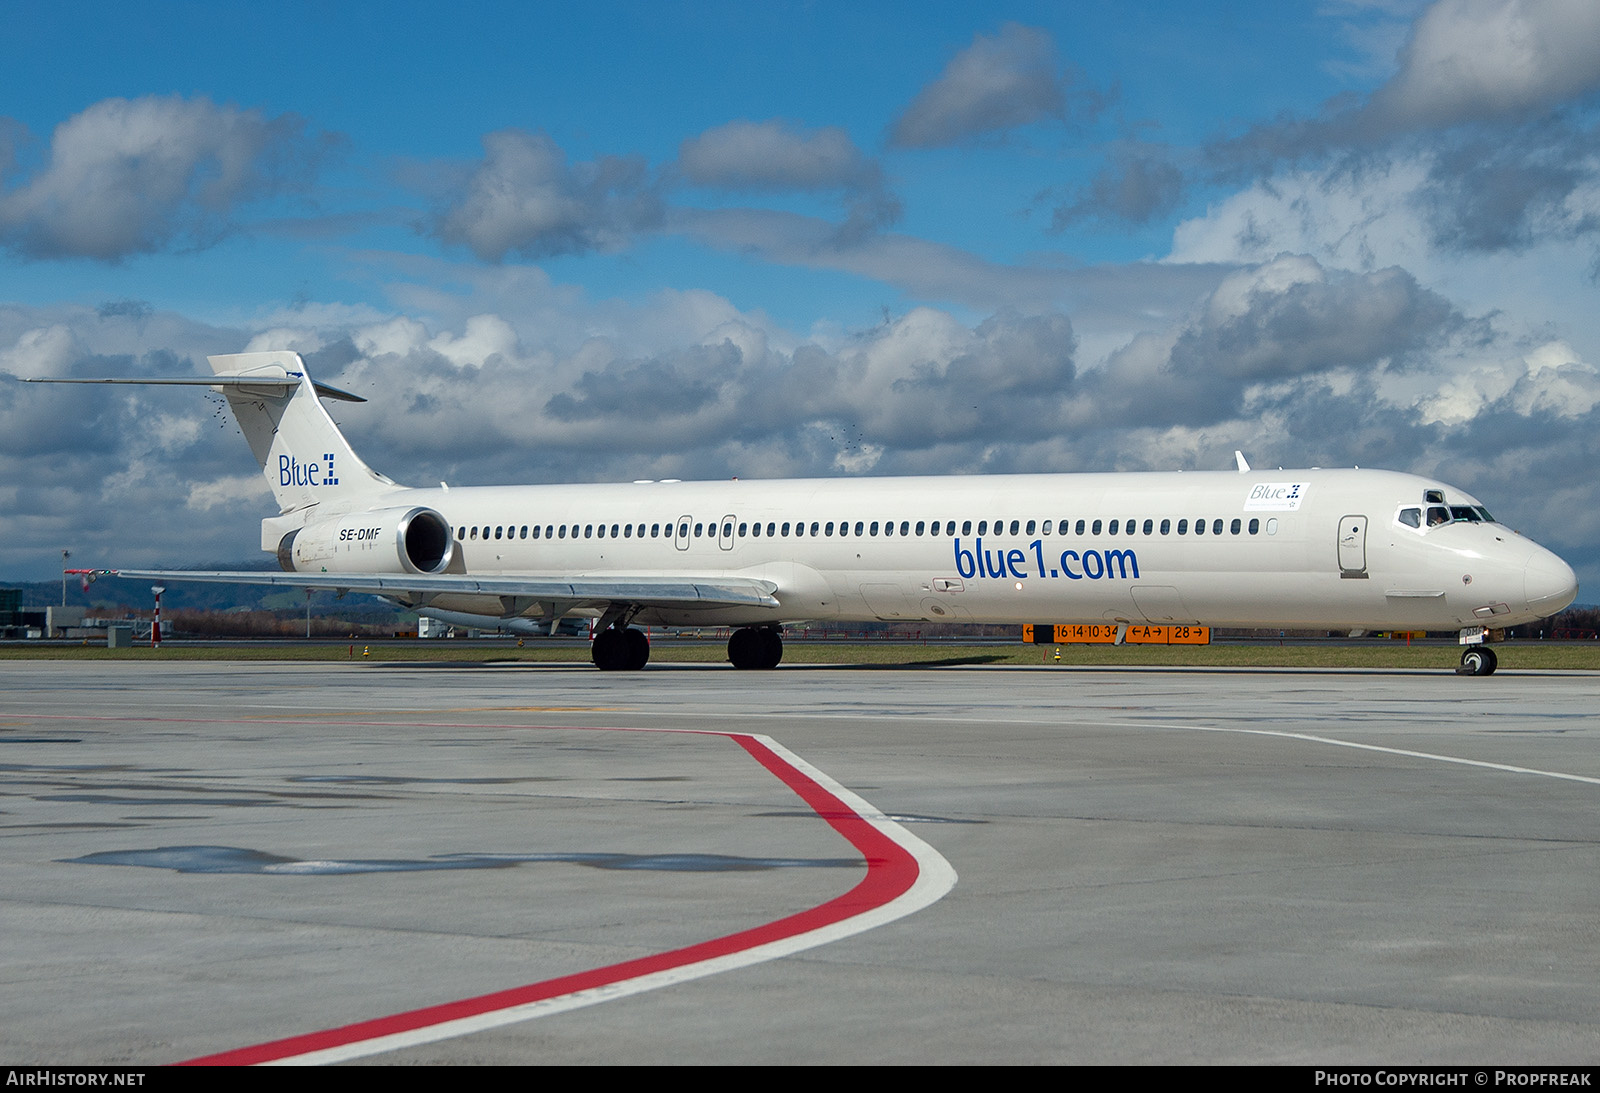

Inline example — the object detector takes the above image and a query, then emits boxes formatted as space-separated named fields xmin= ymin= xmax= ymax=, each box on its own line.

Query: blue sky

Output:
xmin=2 ymin=0 xmax=1598 ymax=597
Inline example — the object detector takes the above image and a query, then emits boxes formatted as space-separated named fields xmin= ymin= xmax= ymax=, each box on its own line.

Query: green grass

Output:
xmin=2 ymin=640 xmax=1596 ymax=670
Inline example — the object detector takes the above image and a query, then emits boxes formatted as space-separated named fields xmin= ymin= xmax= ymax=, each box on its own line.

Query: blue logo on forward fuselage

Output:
xmin=954 ymin=537 xmax=1139 ymax=581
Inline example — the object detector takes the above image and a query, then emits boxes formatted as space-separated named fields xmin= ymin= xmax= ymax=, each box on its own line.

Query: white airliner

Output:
xmin=34 ymin=350 xmax=1578 ymax=675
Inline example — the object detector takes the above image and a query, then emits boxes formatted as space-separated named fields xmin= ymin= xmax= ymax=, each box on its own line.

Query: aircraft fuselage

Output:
xmin=292 ymin=467 xmax=1575 ymax=632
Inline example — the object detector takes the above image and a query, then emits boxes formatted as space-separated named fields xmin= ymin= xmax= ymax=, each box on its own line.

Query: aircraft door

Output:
xmin=1338 ymin=515 xmax=1368 ymax=577
xmin=718 ymin=514 xmax=736 ymax=551
xmin=674 ymin=515 xmax=691 ymax=551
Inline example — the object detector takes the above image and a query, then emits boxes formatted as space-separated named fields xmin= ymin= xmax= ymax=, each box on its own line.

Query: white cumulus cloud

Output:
xmin=0 ymin=95 xmax=331 ymax=261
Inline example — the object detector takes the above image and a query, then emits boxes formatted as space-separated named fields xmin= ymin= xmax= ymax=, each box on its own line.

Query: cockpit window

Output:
xmin=1412 ymin=503 xmax=1497 ymax=530
xmin=1424 ymin=489 xmax=1445 ymax=504
xmin=1398 ymin=507 xmax=1421 ymax=528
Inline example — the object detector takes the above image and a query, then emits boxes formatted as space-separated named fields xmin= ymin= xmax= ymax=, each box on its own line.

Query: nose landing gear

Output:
xmin=1457 ymin=646 xmax=1498 ymax=676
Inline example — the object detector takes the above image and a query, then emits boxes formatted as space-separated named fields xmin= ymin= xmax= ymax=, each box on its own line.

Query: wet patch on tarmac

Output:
xmin=36 ymin=794 xmax=359 ymax=808
xmin=288 ymin=774 xmax=549 ymax=786
xmin=66 ymin=845 xmax=864 ymax=875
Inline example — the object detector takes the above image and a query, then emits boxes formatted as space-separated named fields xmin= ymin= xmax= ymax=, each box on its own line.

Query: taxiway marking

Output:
xmin=175 ymin=728 xmax=956 ymax=1066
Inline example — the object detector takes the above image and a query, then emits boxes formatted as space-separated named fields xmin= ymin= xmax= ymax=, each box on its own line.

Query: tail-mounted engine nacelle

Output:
xmin=277 ymin=507 xmax=454 ymax=575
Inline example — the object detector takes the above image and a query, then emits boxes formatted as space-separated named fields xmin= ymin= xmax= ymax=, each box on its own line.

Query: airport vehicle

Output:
xmin=35 ymin=351 xmax=1578 ymax=673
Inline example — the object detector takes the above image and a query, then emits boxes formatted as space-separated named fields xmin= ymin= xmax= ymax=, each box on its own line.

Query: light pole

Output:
xmin=61 ymin=549 xmax=70 ymax=606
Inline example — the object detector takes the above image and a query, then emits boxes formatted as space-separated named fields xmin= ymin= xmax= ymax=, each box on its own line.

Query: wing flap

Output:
xmin=111 ymin=569 xmax=780 ymax=610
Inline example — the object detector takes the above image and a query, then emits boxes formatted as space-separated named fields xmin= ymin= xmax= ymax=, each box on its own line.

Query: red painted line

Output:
xmin=177 ymin=731 xmax=920 ymax=1065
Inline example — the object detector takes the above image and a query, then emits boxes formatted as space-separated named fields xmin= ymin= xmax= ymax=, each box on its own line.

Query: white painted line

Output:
xmin=181 ymin=729 xmax=956 ymax=1066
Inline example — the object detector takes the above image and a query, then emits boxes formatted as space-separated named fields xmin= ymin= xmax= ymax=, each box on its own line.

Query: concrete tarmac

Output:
xmin=2 ymin=659 xmax=1599 ymax=1064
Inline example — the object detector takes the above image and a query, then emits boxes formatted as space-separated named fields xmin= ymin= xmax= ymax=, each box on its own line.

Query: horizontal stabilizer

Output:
xmin=25 ymin=373 xmax=365 ymax=402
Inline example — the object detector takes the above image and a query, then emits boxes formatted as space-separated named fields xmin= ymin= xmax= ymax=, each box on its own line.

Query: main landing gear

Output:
xmin=727 ymin=626 xmax=783 ymax=670
xmin=592 ymin=625 xmax=650 ymax=671
xmin=1457 ymin=646 xmax=1498 ymax=676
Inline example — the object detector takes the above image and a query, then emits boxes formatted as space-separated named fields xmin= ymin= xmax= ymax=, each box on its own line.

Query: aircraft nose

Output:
xmin=1525 ymin=550 xmax=1579 ymax=616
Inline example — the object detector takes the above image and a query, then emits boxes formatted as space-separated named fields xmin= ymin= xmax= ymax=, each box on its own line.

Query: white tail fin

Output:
xmin=206 ymin=351 xmax=401 ymax=515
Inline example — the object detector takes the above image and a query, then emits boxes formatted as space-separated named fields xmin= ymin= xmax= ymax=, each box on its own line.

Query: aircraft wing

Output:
xmin=111 ymin=569 xmax=781 ymax=611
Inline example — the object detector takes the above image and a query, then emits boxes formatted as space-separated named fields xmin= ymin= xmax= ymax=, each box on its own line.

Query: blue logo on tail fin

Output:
xmin=278 ymin=453 xmax=340 ymax=487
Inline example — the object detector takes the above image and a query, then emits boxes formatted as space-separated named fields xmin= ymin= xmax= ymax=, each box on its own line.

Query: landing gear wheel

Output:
xmin=593 ymin=626 xmax=649 ymax=671
xmin=622 ymin=626 xmax=650 ymax=670
xmin=728 ymin=626 xmax=783 ymax=669
xmin=1458 ymin=646 xmax=1498 ymax=676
